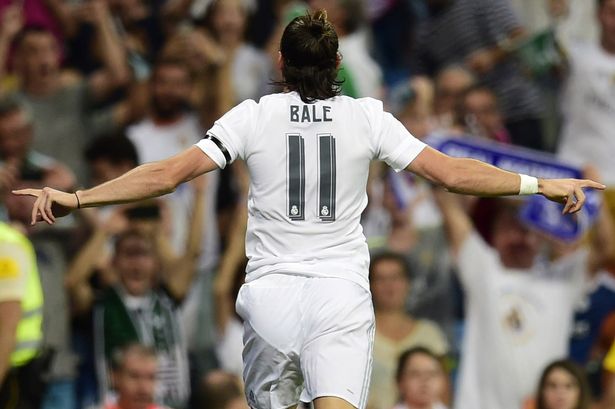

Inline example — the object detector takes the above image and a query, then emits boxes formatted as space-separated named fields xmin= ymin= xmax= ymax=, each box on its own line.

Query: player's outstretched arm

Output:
xmin=407 ymin=146 xmax=605 ymax=214
xmin=13 ymin=147 xmax=219 ymax=225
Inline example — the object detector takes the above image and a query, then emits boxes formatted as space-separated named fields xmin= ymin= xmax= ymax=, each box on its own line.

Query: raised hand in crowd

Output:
xmin=0 ymin=3 xmax=24 ymax=93
xmin=64 ymin=206 xmax=129 ymax=316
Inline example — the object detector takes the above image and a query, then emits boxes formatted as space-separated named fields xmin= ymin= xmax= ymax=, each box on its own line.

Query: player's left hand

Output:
xmin=11 ymin=187 xmax=78 ymax=225
xmin=539 ymin=178 xmax=605 ymax=214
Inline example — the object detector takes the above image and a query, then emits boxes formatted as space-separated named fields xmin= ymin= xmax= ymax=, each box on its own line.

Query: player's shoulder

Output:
xmin=255 ymin=92 xmax=311 ymax=109
xmin=224 ymin=98 xmax=259 ymax=119
xmin=346 ymin=96 xmax=386 ymax=128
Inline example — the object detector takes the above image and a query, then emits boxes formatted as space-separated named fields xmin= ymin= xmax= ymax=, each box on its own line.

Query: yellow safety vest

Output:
xmin=0 ymin=223 xmax=44 ymax=367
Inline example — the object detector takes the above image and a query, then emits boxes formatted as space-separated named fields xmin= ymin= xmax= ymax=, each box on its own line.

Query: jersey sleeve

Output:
xmin=361 ymin=98 xmax=427 ymax=172
xmin=195 ymin=99 xmax=257 ymax=168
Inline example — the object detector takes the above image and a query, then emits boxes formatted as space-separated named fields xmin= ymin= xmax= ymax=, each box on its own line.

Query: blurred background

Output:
xmin=0 ymin=1 xmax=615 ymax=409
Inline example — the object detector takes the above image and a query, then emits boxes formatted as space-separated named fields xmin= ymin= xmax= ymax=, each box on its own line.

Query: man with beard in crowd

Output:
xmin=126 ymin=58 xmax=223 ymax=381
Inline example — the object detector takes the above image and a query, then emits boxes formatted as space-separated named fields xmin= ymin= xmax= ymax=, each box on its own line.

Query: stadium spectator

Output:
xmin=368 ymin=252 xmax=448 ymax=409
xmin=68 ymin=135 xmax=206 ymax=408
xmin=364 ymin=168 xmax=455 ymax=337
xmin=94 ymin=230 xmax=192 ymax=409
xmin=0 ymin=221 xmax=46 ymax=409
xmin=558 ymin=0 xmax=615 ymax=189
xmin=458 ymin=85 xmax=512 ymax=143
xmin=0 ymin=96 xmax=75 ymax=193
xmin=125 ymin=58 xmax=219 ymax=270
xmin=0 ymin=99 xmax=77 ymax=409
xmin=0 ymin=1 xmax=131 ymax=182
xmin=524 ymin=360 xmax=592 ymax=409
xmin=432 ymin=178 xmax=615 ymax=409
xmin=393 ymin=347 xmax=449 ymax=409
xmin=413 ymin=0 xmax=545 ymax=150
xmin=103 ymin=343 xmax=170 ymax=409
xmin=432 ymin=65 xmax=475 ymax=135
xmin=125 ymin=57 xmax=224 ymax=380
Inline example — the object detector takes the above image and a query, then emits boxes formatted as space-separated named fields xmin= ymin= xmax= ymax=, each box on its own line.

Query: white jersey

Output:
xmin=196 ymin=92 xmax=426 ymax=289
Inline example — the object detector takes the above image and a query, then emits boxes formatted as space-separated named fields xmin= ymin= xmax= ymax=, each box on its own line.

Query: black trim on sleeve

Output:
xmin=204 ymin=133 xmax=231 ymax=165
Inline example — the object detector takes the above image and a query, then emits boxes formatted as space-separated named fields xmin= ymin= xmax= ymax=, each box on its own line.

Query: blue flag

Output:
xmin=427 ymin=136 xmax=600 ymax=242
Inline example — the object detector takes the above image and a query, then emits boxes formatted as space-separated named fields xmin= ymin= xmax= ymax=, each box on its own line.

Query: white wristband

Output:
xmin=518 ymin=174 xmax=539 ymax=195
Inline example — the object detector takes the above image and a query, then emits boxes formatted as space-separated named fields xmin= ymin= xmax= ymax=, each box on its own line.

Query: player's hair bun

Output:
xmin=307 ymin=9 xmax=328 ymax=38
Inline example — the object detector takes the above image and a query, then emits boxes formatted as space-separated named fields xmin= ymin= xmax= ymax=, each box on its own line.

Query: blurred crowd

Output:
xmin=0 ymin=0 xmax=615 ymax=409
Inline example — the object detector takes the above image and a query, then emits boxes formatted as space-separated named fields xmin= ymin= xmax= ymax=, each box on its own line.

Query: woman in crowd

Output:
xmin=526 ymin=360 xmax=592 ymax=409
xmin=368 ymin=252 xmax=448 ymax=409
xmin=392 ymin=347 xmax=449 ymax=409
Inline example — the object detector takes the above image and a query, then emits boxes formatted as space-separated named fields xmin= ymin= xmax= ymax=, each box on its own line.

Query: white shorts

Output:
xmin=235 ymin=273 xmax=375 ymax=409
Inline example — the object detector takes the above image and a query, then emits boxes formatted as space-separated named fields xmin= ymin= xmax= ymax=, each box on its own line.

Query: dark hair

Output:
xmin=369 ymin=251 xmax=410 ymax=281
xmin=278 ymin=10 xmax=342 ymax=103
xmin=536 ymin=360 xmax=591 ymax=409
xmin=110 ymin=343 xmax=157 ymax=372
xmin=84 ymin=134 xmax=139 ymax=167
xmin=395 ymin=346 xmax=446 ymax=382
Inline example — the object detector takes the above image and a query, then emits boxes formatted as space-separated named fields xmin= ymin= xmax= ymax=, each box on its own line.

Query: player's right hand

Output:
xmin=11 ymin=187 xmax=78 ymax=225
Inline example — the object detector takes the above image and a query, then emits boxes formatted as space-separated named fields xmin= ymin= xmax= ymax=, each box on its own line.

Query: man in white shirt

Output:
xmin=126 ymin=58 xmax=222 ymax=372
xmin=433 ymin=189 xmax=614 ymax=409
xmin=558 ymin=0 xmax=615 ymax=187
xmin=15 ymin=10 xmax=604 ymax=409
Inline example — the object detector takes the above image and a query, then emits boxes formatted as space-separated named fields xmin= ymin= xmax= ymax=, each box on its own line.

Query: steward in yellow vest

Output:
xmin=0 ymin=222 xmax=46 ymax=409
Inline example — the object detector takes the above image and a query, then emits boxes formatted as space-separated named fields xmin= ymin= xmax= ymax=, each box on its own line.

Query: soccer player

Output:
xmin=13 ymin=10 xmax=604 ymax=409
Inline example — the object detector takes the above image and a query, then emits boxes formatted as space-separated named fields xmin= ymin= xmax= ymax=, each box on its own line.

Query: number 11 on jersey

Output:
xmin=287 ymin=133 xmax=337 ymax=222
